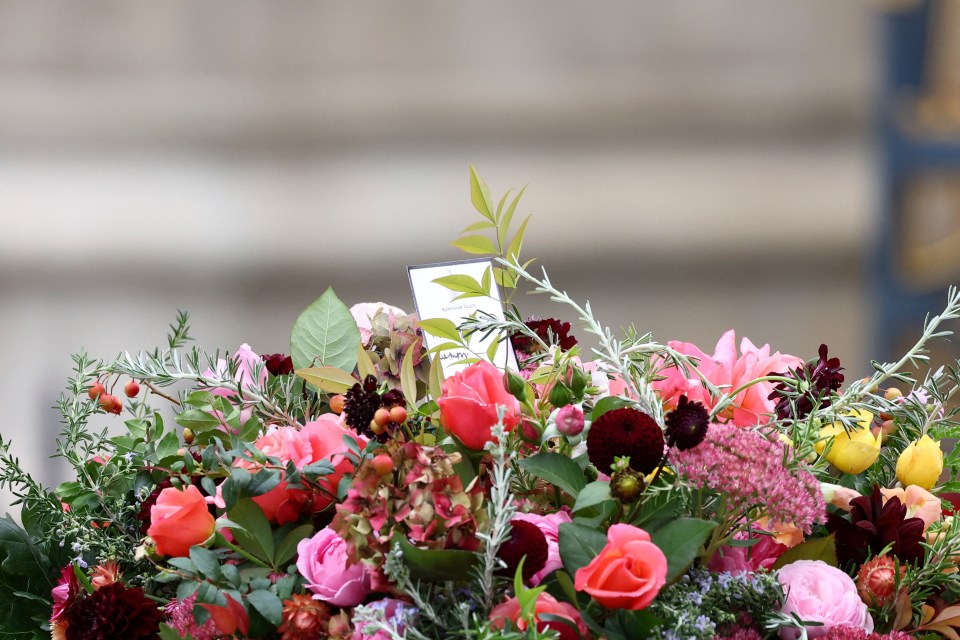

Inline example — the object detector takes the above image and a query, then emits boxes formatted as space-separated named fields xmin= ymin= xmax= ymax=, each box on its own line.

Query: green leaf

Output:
xmin=771 ymin=534 xmax=837 ymax=570
xmin=469 ymin=165 xmax=494 ymax=222
xmin=156 ymin=430 xmax=180 ymax=460
xmin=558 ymin=522 xmax=607 ymax=576
xmin=591 ymin=396 xmax=634 ymax=421
xmin=189 ymin=547 xmax=221 ymax=581
xmin=451 ymin=235 xmax=498 ymax=256
xmin=498 ymin=185 xmax=527 ymax=248
xmin=290 ymin=287 xmax=360 ymax=372
xmin=159 ymin=624 xmax=186 ymax=640
xmin=274 ymin=524 xmax=314 ymax=566
xmin=247 ymin=589 xmax=283 ymax=626
xmin=431 ymin=274 xmax=487 ymax=296
xmin=506 ymin=213 xmax=532 ymax=261
xmin=175 ymin=409 xmax=223 ymax=432
xmin=461 ymin=220 xmax=495 ymax=233
xmin=519 ymin=452 xmax=587 ymax=498
xmin=295 ymin=366 xmax=357 ymax=394
xmin=418 ymin=318 xmax=463 ymax=343
xmin=357 ymin=343 xmax=377 ymax=381
xmin=573 ymin=481 xmax=612 ymax=513
xmin=226 ymin=499 xmax=275 ymax=565
xmin=400 ymin=346 xmax=418 ymax=406
xmin=649 ymin=517 xmax=716 ymax=583
xmin=393 ymin=533 xmax=479 ymax=582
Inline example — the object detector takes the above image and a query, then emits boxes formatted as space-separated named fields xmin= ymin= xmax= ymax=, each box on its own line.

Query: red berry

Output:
xmin=389 ymin=406 xmax=407 ymax=425
xmin=110 ymin=396 xmax=123 ymax=414
xmin=99 ymin=394 xmax=122 ymax=414
xmin=374 ymin=407 xmax=392 ymax=428
xmin=370 ymin=453 xmax=394 ymax=476
xmin=88 ymin=382 xmax=105 ymax=400
xmin=124 ymin=380 xmax=140 ymax=398
xmin=369 ymin=419 xmax=386 ymax=436
xmin=329 ymin=394 xmax=346 ymax=414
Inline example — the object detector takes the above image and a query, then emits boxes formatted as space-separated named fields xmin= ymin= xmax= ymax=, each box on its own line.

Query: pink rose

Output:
xmin=148 ymin=485 xmax=216 ymax=558
xmin=351 ymin=302 xmax=407 ymax=345
xmin=512 ymin=510 xmax=572 ymax=585
xmin=297 ymin=527 xmax=371 ymax=607
xmin=490 ymin=592 xmax=588 ymax=640
xmin=777 ymin=560 xmax=873 ymax=639
xmin=438 ymin=361 xmax=520 ymax=450
xmin=574 ymin=524 xmax=667 ymax=610
xmin=652 ymin=330 xmax=801 ymax=427
xmin=248 ymin=414 xmax=366 ymax=524
xmin=709 ymin=533 xmax=787 ymax=573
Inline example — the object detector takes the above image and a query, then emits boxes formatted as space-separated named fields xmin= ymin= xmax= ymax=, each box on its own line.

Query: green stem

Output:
xmin=220 ymin=537 xmax=272 ymax=570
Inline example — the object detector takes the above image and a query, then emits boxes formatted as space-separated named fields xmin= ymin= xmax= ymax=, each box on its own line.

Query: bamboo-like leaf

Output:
xmin=506 ymin=214 xmax=532 ymax=261
xmin=481 ymin=266 xmax=491 ymax=294
xmin=498 ymin=185 xmax=526 ymax=248
xmin=431 ymin=274 xmax=486 ymax=295
xmin=461 ymin=220 xmax=495 ymax=233
xmin=469 ymin=165 xmax=494 ymax=222
xmin=418 ymin=318 xmax=463 ymax=343
xmin=295 ymin=367 xmax=357 ymax=394
xmin=428 ymin=357 xmax=443 ymax=406
xmin=401 ymin=346 xmax=418 ymax=405
xmin=357 ymin=343 xmax=376 ymax=380
xmin=451 ymin=235 xmax=497 ymax=256
xmin=923 ymin=605 xmax=960 ymax=639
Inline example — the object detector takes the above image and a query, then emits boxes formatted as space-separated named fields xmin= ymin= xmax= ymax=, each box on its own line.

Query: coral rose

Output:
xmin=296 ymin=527 xmax=371 ymax=607
xmin=148 ymin=485 xmax=215 ymax=558
xmin=777 ymin=560 xmax=873 ymax=639
xmin=489 ymin=592 xmax=588 ymax=640
xmin=250 ymin=414 xmax=366 ymax=524
xmin=438 ymin=361 xmax=520 ymax=450
xmin=573 ymin=523 xmax=667 ymax=610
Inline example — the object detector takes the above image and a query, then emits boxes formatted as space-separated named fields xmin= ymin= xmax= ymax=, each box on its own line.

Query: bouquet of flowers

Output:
xmin=4 ymin=168 xmax=960 ymax=640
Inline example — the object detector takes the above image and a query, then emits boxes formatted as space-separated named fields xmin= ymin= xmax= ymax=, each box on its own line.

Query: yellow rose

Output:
xmin=816 ymin=410 xmax=881 ymax=474
xmin=896 ymin=434 xmax=943 ymax=490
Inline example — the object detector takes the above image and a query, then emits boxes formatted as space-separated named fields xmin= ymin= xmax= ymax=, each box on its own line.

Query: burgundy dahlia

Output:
xmin=826 ymin=486 xmax=925 ymax=568
xmin=66 ymin=583 xmax=164 ymax=640
xmin=586 ymin=407 xmax=664 ymax=475
xmin=769 ymin=343 xmax=844 ymax=420
xmin=498 ymin=519 xmax=549 ymax=584
xmin=664 ymin=395 xmax=710 ymax=451
xmin=343 ymin=375 xmax=381 ymax=434
xmin=262 ymin=353 xmax=294 ymax=376
xmin=512 ymin=317 xmax=578 ymax=354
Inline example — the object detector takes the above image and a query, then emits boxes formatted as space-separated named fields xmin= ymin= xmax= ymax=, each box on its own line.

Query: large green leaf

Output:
xmin=771 ymin=534 xmax=837 ymax=570
xmin=519 ymin=452 xmax=587 ymax=498
xmin=290 ymin=287 xmax=360 ymax=372
xmin=393 ymin=533 xmax=479 ymax=582
xmin=225 ymin=499 xmax=275 ymax=566
xmin=649 ymin=517 xmax=715 ymax=583
xmin=0 ymin=516 xmax=51 ymax=581
xmin=558 ymin=522 xmax=607 ymax=576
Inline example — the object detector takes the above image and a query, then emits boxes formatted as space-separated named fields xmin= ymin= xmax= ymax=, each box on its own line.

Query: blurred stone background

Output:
xmin=0 ymin=1 xmax=877 ymax=513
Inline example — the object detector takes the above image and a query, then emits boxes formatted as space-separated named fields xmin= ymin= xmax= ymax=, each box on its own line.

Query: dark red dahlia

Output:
xmin=664 ymin=395 xmax=710 ymax=451
xmin=769 ymin=344 xmax=844 ymax=420
xmin=587 ymin=407 xmax=664 ymax=475
xmin=497 ymin=520 xmax=548 ymax=584
xmin=826 ymin=486 xmax=925 ymax=568
xmin=343 ymin=375 xmax=381 ymax=434
xmin=65 ymin=583 xmax=164 ymax=640
xmin=262 ymin=353 xmax=294 ymax=376
xmin=512 ymin=317 xmax=578 ymax=355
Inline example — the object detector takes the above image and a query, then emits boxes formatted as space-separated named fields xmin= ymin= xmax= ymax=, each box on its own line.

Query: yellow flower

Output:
xmin=896 ymin=434 xmax=943 ymax=490
xmin=816 ymin=410 xmax=881 ymax=474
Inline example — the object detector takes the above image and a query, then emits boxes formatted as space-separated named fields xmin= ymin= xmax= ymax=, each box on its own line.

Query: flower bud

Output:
xmin=896 ymin=434 xmax=943 ymax=490
xmin=569 ymin=365 xmax=588 ymax=397
xmin=816 ymin=410 xmax=881 ymax=474
xmin=609 ymin=469 xmax=645 ymax=503
xmin=556 ymin=404 xmax=585 ymax=437
xmin=503 ymin=370 xmax=530 ymax=403
xmin=548 ymin=381 xmax=573 ymax=408
xmin=856 ymin=555 xmax=903 ymax=607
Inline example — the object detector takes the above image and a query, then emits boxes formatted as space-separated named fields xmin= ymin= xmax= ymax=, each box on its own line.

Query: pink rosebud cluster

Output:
xmin=671 ymin=422 xmax=825 ymax=533
xmin=331 ymin=440 xmax=486 ymax=590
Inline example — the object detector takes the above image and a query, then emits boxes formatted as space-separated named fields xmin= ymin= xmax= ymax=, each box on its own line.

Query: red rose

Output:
xmin=574 ymin=524 xmax=667 ymax=610
xmin=147 ymin=485 xmax=215 ymax=558
xmin=438 ymin=361 xmax=520 ymax=450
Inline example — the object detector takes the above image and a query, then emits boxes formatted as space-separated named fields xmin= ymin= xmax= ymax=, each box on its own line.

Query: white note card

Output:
xmin=407 ymin=259 xmax=519 ymax=378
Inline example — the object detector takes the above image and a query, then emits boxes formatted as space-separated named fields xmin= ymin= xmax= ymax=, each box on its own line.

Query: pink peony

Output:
xmin=351 ymin=302 xmax=407 ymax=345
xmin=247 ymin=413 xmax=366 ymax=524
xmin=512 ymin=510 xmax=572 ymax=585
xmin=297 ymin=527 xmax=371 ymax=607
xmin=652 ymin=330 xmax=801 ymax=427
xmin=777 ymin=560 xmax=873 ymax=639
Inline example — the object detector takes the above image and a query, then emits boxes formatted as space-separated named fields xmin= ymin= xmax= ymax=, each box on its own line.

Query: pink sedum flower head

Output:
xmin=653 ymin=330 xmax=801 ymax=427
xmin=297 ymin=527 xmax=372 ymax=607
xmin=777 ymin=560 xmax=873 ymax=639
